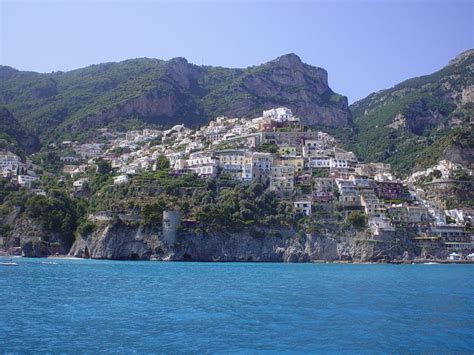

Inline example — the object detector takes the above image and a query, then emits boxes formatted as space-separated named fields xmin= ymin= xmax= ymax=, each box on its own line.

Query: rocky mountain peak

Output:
xmin=0 ymin=66 xmax=20 ymax=80
xmin=168 ymin=57 xmax=189 ymax=65
xmin=270 ymin=53 xmax=303 ymax=67
xmin=447 ymin=48 xmax=473 ymax=67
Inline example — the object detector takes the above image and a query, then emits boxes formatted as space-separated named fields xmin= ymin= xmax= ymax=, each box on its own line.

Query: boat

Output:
xmin=0 ymin=260 xmax=19 ymax=266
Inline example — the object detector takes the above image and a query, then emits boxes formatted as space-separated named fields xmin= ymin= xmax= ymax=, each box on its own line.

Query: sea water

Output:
xmin=0 ymin=258 xmax=473 ymax=353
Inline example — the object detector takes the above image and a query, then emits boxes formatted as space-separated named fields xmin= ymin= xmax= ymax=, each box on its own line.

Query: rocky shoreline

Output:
xmin=2 ymin=253 xmax=473 ymax=265
xmin=2 ymin=219 xmax=468 ymax=263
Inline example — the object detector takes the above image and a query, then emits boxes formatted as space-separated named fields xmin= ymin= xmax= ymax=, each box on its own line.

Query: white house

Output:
xmin=113 ymin=175 xmax=129 ymax=185
xmin=294 ymin=201 xmax=312 ymax=216
xmin=262 ymin=107 xmax=298 ymax=122
xmin=0 ymin=153 xmax=21 ymax=168
xmin=17 ymin=175 xmax=39 ymax=187
xmin=310 ymin=157 xmax=331 ymax=168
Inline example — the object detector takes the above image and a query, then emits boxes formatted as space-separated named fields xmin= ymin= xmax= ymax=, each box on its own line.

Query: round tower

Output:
xmin=162 ymin=210 xmax=181 ymax=245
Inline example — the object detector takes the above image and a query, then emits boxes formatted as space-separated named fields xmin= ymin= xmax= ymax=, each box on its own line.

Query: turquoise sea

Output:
xmin=0 ymin=258 xmax=473 ymax=353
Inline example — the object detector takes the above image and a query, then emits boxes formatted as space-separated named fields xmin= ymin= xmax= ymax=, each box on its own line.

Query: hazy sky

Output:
xmin=1 ymin=0 xmax=472 ymax=102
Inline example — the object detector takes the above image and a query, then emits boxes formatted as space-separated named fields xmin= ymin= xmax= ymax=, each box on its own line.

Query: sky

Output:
xmin=1 ymin=0 xmax=473 ymax=102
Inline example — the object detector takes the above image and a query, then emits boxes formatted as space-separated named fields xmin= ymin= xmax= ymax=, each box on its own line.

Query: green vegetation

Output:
xmin=96 ymin=158 xmax=112 ymax=175
xmin=140 ymin=198 xmax=167 ymax=225
xmin=0 ymin=54 xmax=348 ymax=147
xmin=193 ymin=180 xmax=294 ymax=229
xmin=312 ymin=168 xmax=329 ymax=178
xmin=0 ymin=107 xmax=39 ymax=154
xmin=77 ymin=221 xmax=96 ymax=236
xmin=257 ymin=143 xmax=278 ymax=154
xmin=349 ymin=50 xmax=473 ymax=176
xmin=155 ymin=155 xmax=170 ymax=170
xmin=24 ymin=192 xmax=79 ymax=238
xmin=66 ymin=168 xmax=295 ymax=231
xmin=347 ymin=212 xmax=367 ymax=230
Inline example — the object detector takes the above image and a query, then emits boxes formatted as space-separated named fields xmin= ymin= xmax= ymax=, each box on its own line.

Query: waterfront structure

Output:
xmin=163 ymin=210 xmax=181 ymax=245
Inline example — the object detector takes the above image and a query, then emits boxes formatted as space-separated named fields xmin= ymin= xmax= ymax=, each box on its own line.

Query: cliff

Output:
xmin=68 ymin=221 xmax=421 ymax=263
xmin=0 ymin=193 xmax=77 ymax=257
xmin=4 ymin=217 xmax=73 ymax=257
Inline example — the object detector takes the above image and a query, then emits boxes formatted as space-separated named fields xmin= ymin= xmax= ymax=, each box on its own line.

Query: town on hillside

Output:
xmin=0 ymin=107 xmax=473 ymax=261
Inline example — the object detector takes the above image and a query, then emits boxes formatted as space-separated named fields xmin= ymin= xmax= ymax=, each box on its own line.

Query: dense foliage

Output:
xmin=192 ymin=179 xmax=294 ymax=229
xmin=0 ymin=107 xmax=39 ymax=154
xmin=25 ymin=192 xmax=77 ymax=235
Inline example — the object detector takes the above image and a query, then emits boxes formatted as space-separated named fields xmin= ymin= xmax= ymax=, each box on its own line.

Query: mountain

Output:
xmin=350 ymin=49 xmax=473 ymax=175
xmin=0 ymin=107 xmax=40 ymax=154
xmin=0 ymin=54 xmax=351 ymax=145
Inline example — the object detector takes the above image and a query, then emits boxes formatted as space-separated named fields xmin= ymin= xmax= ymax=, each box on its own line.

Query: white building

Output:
xmin=188 ymin=165 xmax=218 ymax=177
xmin=73 ymin=178 xmax=89 ymax=190
xmin=330 ymin=158 xmax=348 ymax=169
xmin=310 ymin=157 xmax=331 ymax=168
xmin=369 ymin=217 xmax=396 ymax=237
xmin=31 ymin=189 xmax=47 ymax=196
xmin=262 ymin=107 xmax=298 ymax=122
xmin=0 ymin=153 xmax=21 ymax=168
xmin=167 ymin=152 xmax=186 ymax=169
xmin=185 ymin=141 xmax=204 ymax=153
xmin=17 ymin=175 xmax=39 ymax=187
xmin=448 ymin=252 xmax=461 ymax=261
xmin=186 ymin=152 xmax=219 ymax=177
xmin=294 ymin=201 xmax=312 ymax=216
xmin=113 ymin=175 xmax=129 ymax=185
xmin=310 ymin=154 xmax=349 ymax=169
xmin=187 ymin=152 xmax=218 ymax=168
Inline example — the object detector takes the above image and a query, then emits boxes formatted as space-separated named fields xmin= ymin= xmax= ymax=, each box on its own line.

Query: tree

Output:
xmin=258 ymin=143 xmax=278 ymax=154
xmin=96 ymin=158 xmax=112 ymax=175
xmin=431 ymin=169 xmax=442 ymax=179
xmin=155 ymin=155 xmax=170 ymax=171
xmin=347 ymin=212 xmax=367 ymax=230
xmin=140 ymin=198 xmax=167 ymax=225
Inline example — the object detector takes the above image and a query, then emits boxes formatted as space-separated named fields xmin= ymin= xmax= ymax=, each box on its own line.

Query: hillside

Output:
xmin=0 ymin=54 xmax=351 ymax=146
xmin=350 ymin=49 xmax=473 ymax=175
xmin=0 ymin=107 xmax=40 ymax=154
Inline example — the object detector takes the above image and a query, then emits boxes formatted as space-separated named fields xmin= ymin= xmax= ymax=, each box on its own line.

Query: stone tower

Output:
xmin=162 ymin=210 xmax=181 ymax=245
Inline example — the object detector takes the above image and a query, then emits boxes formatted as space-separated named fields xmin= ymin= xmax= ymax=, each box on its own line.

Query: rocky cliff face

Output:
xmin=201 ymin=54 xmax=351 ymax=127
xmin=4 ymin=217 xmax=73 ymax=257
xmin=0 ymin=54 xmax=351 ymax=144
xmin=68 ymin=221 xmax=419 ymax=262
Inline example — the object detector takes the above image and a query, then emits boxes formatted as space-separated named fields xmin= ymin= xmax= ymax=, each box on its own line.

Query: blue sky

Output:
xmin=1 ymin=0 xmax=472 ymax=102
